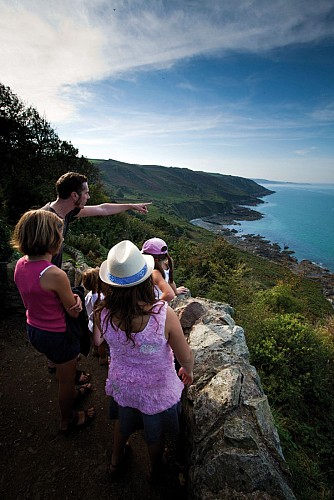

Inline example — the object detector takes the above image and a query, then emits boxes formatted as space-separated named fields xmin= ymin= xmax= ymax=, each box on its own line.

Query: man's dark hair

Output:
xmin=56 ymin=172 xmax=88 ymax=199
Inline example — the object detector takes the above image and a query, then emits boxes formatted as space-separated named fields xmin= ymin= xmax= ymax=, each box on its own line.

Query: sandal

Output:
xmin=75 ymin=370 xmax=91 ymax=385
xmin=60 ymin=408 xmax=95 ymax=434
xmin=74 ymin=383 xmax=92 ymax=405
xmin=108 ymin=442 xmax=131 ymax=477
xmin=109 ymin=462 xmax=121 ymax=477
xmin=147 ymin=454 xmax=166 ymax=483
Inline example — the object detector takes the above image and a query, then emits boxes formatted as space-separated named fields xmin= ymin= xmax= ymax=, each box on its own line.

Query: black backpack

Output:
xmin=65 ymin=286 xmax=91 ymax=357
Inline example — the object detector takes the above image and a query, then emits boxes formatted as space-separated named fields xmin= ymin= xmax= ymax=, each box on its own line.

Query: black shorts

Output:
xmin=27 ymin=324 xmax=80 ymax=364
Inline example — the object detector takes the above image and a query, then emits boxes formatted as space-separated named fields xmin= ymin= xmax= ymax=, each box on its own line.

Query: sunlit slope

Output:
xmin=95 ymin=158 xmax=273 ymax=219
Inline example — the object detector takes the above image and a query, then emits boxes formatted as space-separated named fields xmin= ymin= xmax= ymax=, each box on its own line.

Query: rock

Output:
xmin=174 ymin=300 xmax=206 ymax=332
xmin=173 ymin=298 xmax=295 ymax=500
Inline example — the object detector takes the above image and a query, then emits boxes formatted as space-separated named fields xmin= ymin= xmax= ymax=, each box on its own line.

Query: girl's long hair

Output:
xmin=95 ymin=276 xmax=161 ymax=344
xmin=150 ymin=254 xmax=174 ymax=283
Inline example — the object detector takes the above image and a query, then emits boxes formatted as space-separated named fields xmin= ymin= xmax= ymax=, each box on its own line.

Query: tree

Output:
xmin=0 ymin=83 xmax=102 ymax=223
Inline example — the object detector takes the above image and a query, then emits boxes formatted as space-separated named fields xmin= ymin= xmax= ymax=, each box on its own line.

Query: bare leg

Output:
xmin=147 ymin=436 xmax=165 ymax=479
xmin=110 ymin=420 xmax=130 ymax=471
xmin=47 ymin=358 xmax=56 ymax=373
xmin=98 ymin=341 xmax=108 ymax=365
xmin=55 ymin=357 xmax=77 ymax=430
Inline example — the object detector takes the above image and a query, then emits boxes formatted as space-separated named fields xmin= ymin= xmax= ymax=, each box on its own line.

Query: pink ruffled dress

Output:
xmin=102 ymin=301 xmax=184 ymax=415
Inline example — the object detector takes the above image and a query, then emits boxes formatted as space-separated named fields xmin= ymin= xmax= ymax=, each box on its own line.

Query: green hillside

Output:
xmin=95 ymin=158 xmax=273 ymax=219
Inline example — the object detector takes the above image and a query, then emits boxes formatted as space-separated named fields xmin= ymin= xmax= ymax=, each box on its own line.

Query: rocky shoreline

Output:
xmin=191 ymin=206 xmax=334 ymax=307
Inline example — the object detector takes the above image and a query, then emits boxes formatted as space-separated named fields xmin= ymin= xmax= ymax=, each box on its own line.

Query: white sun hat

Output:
xmin=99 ymin=240 xmax=154 ymax=287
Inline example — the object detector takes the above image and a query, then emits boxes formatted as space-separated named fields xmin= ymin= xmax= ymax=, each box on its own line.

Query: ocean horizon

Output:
xmin=225 ymin=182 xmax=334 ymax=273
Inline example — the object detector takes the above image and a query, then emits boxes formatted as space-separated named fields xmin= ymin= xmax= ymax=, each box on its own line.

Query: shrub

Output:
xmin=0 ymin=218 xmax=13 ymax=262
xmin=255 ymin=281 xmax=301 ymax=314
xmin=66 ymin=231 xmax=101 ymax=255
xmin=244 ymin=305 xmax=334 ymax=498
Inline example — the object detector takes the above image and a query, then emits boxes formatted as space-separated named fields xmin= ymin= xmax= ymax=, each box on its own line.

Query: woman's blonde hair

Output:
xmin=11 ymin=209 xmax=64 ymax=256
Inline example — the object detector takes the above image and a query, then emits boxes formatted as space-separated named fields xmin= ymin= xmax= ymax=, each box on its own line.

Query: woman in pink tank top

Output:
xmin=12 ymin=210 xmax=95 ymax=433
xmin=94 ymin=240 xmax=194 ymax=481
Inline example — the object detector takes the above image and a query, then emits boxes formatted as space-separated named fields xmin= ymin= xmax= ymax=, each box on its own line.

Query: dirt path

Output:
xmin=0 ymin=310 xmax=187 ymax=500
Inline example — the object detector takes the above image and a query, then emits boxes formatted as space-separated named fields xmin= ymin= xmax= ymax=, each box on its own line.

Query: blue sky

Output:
xmin=1 ymin=0 xmax=334 ymax=182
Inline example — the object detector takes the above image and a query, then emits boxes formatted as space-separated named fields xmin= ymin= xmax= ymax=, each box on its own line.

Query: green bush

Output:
xmin=241 ymin=294 xmax=334 ymax=499
xmin=0 ymin=218 xmax=13 ymax=262
xmin=255 ymin=281 xmax=301 ymax=314
xmin=251 ymin=314 xmax=331 ymax=406
xmin=171 ymin=237 xmax=247 ymax=300
xmin=66 ymin=231 xmax=101 ymax=255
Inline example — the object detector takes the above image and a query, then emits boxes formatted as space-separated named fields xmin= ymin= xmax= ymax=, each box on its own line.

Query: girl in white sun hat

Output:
xmin=141 ymin=237 xmax=189 ymax=301
xmin=94 ymin=240 xmax=194 ymax=481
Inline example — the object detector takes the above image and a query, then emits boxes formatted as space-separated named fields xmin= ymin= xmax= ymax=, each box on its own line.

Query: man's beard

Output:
xmin=74 ymin=196 xmax=83 ymax=207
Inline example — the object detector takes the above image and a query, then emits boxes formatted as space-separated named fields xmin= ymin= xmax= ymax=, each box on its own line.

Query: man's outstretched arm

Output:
xmin=77 ymin=202 xmax=151 ymax=217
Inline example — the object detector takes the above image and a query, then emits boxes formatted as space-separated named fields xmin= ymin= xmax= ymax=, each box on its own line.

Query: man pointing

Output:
xmin=41 ymin=171 xmax=150 ymax=268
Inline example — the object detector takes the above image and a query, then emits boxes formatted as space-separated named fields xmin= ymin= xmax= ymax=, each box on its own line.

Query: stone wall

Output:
xmin=173 ymin=297 xmax=295 ymax=500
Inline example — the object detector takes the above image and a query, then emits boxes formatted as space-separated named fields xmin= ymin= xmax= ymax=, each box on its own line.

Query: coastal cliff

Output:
xmin=98 ymin=159 xmax=273 ymax=220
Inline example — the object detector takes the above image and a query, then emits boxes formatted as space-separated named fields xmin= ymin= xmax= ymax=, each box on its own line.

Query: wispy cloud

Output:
xmin=292 ymin=147 xmax=318 ymax=156
xmin=61 ymin=102 xmax=328 ymax=153
xmin=0 ymin=0 xmax=106 ymax=119
xmin=1 ymin=0 xmax=334 ymax=121
xmin=177 ymin=82 xmax=198 ymax=92
xmin=311 ymin=102 xmax=334 ymax=122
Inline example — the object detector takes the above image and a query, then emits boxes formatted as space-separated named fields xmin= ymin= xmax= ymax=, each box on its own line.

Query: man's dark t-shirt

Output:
xmin=40 ymin=203 xmax=81 ymax=268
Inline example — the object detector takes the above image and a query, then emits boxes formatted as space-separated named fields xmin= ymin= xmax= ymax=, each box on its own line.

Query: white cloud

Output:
xmin=292 ymin=147 xmax=318 ymax=156
xmin=96 ymin=0 xmax=334 ymax=73
xmin=56 ymin=101 xmax=327 ymax=163
xmin=311 ymin=102 xmax=334 ymax=122
xmin=1 ymin=0 xmax=334 ymax=121
xmin=177 ymin=82 xmax=198 ymax=92
xmin=0 ymin=0 xmax=106 ymax=120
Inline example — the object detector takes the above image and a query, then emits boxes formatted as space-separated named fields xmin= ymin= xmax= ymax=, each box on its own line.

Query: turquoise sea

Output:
xmin=226 ymin=183 xmax=334 ymax=273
